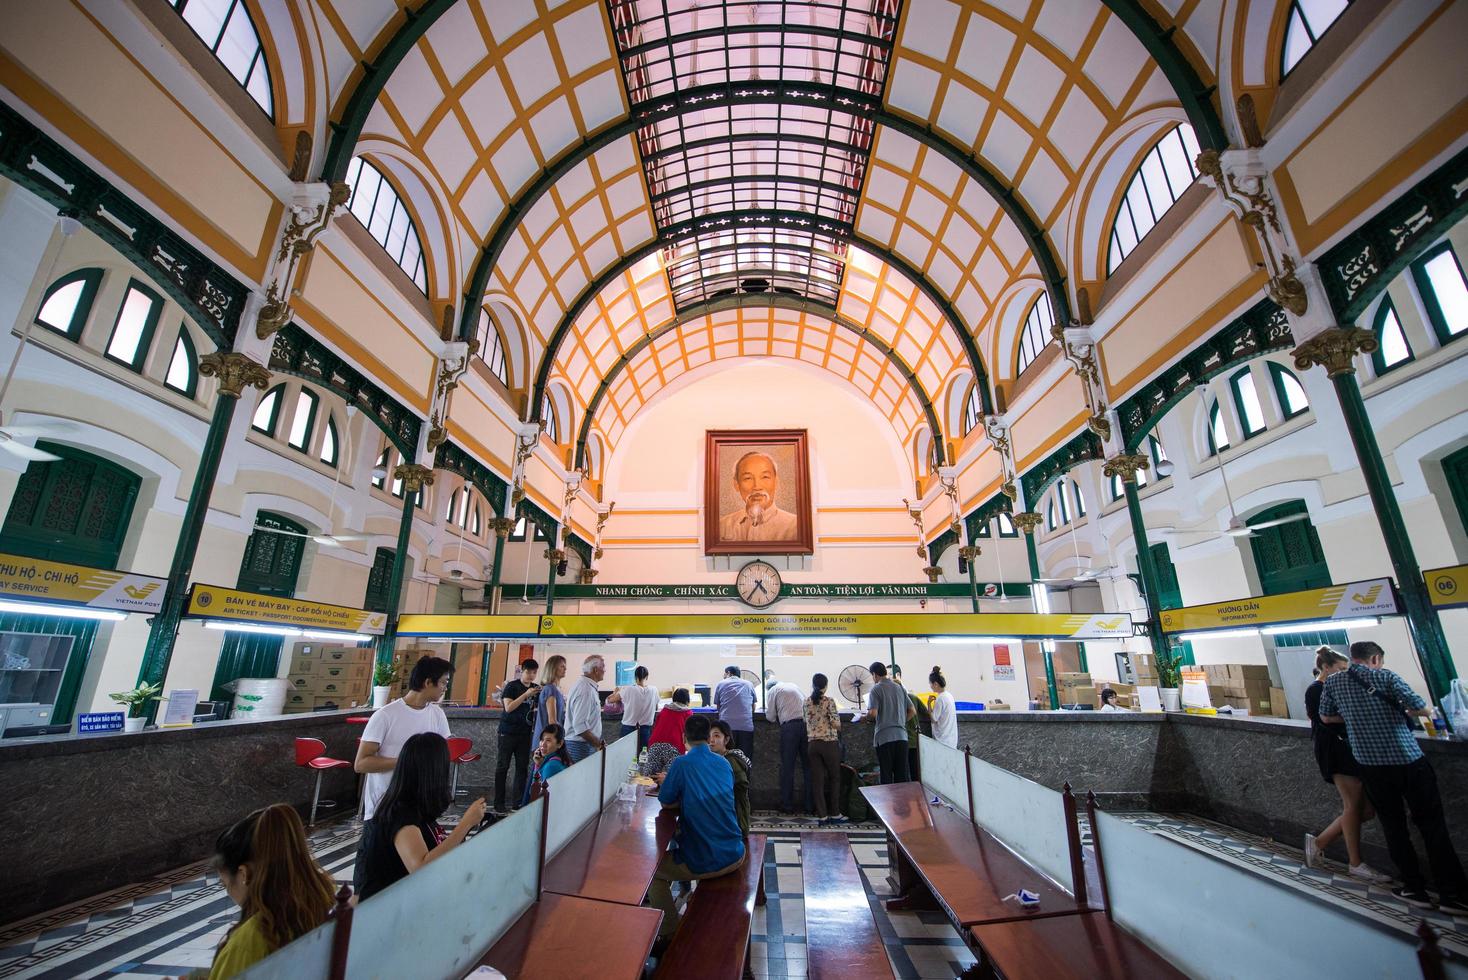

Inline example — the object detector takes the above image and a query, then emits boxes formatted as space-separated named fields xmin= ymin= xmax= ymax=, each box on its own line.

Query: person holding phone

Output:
xmin=355 ymin=732 xmax=487 ymax=901
xmin=494 ymin=658 xmax=540 ymax=814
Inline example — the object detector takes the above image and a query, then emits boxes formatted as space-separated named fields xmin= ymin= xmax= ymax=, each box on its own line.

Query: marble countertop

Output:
xmin=0 ymin=708 xmax=372 ymax=760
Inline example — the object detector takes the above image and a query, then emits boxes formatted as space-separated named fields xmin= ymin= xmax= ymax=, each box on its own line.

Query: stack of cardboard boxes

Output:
xmin=1201 ymin=664 xmax=1289 ymax=717
xmin=1057 ymin=672 xmax=1095 ymax=707
xmin=284 ymin=644 xmax=373 ymax=712
xmin=1132 ymin=653 xmax=1160 ymax=687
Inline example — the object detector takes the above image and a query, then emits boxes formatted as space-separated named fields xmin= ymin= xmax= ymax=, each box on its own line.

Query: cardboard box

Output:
xmin=316 ymin=646 xmax=373 ymax=664
xmin=1270 ymin=687 xmax=1289 ymax=717
xmin=1063 ymin=685 xmax=1096 ymax=706
xmin=318 ymin=663 xmax=371 ymax=683
xmin=284 ymin=691 xmax=312 ymax=711
xmin=987 ymin=700 xmax=1011 ymax=711
xmin=288 ymin=655 xmax=317 ymax=675
xmin=286 ymin=675 xmax=314 ymax=692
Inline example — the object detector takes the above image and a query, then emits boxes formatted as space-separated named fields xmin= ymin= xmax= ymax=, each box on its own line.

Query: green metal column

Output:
xmin=1118 ymin=469 xmax=1174 ymax=686
xmin=137 ymin=353 xmax=270 ymax=715
xmin=477 ymin=520 xmax=511 ymax=706
xmin=1015 ymin=513 xmax=1058 ymax=710
xmin=1296 ymin=330 xmax=1457 ymax=699
xmin=375 ymin=465 xmax=431 ymax=668
xmin=544 ymin=526 xmax=560 ymax=615
xmin=960 ymin=544 xmax=982 ymax=614
xmin=1076 ymin=642 xmax=1089 ymax=673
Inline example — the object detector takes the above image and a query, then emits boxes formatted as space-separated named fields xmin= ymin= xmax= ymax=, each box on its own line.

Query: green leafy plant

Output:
xmin=109 ymin=682 xmax=162 ymax=718
xmin=373 ymin=662 xmax=397 ymax=687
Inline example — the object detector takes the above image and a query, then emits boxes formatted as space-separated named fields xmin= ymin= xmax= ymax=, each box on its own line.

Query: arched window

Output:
xmin=371 ymin=447 xmax=390 ymax=489
xmin=1282 ymin=0 xmax=1352 ymax=76
xmin=319 ymin=417 xmax=339 ymax=467
xmin=444 ymin=488 xmax=459 ymax=523
xmin=1370 ymin=298 xmax=1413 ymax=374
xmin=1148 ymin=434 xmax=1169 ymax=470
xmin=996 ymin=512 xmax=1018 ymax=538
xmin=476 ymin=309 xmax=509 ymax=386
xmin=286 ymin=389 xmax=318 ymax=451
xmin=1016 ymin=293 xmax=1055 ymax=375
xmin=1045 ymin=497 xmax=1057 ymax=531
xmin=1208 ymin=401 xmax=1231 ymax=455
xmin=542 ymin=393 xmax=560 ymax=443
xmin=104 ymin=281 xmax=163 ymax=372
xmin=1230 ymin=368 xmax=1266 ymax=438
xmin=167 ymin=0 xmax=274 ymax=116
xmin=1411 ymin=242 xmax=1468 ymax=344
xmin=36 ymin=269 xmax=102 ymax=340
xmin=164 ymin=327 xmax=198 ymax=398
xmin=251 ymin=385 xmax=282 ymax=436
xmin=1107 ymin=124 xmax=1201 ymax=275
xmin=471 ymin=505 xmax=482 ymax=536
xmin=962 ymin=383 xmax=981 ymax=435
xmin=344 ymin=157 xmax=428 ymax=294
xmin=1268 ymin=364 xmax=1310 ymax=420
xmin=1071 ymin=480 xmax=1086 ymax=518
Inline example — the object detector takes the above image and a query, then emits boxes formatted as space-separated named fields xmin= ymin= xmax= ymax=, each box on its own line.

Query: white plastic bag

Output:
xmin=1444 ymin=678 xmax=1468 ymax=735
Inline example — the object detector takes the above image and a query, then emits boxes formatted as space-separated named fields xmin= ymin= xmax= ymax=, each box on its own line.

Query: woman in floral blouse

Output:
xmin=804 ymin=673 xmax=846 ymax=824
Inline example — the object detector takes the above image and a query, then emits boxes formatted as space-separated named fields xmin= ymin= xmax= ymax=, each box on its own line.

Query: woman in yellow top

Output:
xmin=207 ymin=803 xmax=337 ymax=979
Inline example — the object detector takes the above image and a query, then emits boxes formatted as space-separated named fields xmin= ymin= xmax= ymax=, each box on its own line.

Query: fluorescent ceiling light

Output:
xmin=1176 ymin=627 xmax=1260 ymax=642
xmin=301 ymin=630 xmax=375 ymax=644
xmin=1261 ymin=618 xmax=1379 ymax=635
xmin=204 ymin=620 xmax=302 ymax=637
xmin=767 ymin=637 xmax=851 ymax=646
xmin=669 ymin=637 xmax=747 ymax=645
xmin=929 ymin=636 xmax=1022 ymax=645
xmin=0 ymin=599 xmax=126 ymax=622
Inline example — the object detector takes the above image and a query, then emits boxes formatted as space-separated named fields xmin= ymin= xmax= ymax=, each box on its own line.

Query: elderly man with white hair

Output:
xmin=564 ymin=654 xmax=607 ymax=763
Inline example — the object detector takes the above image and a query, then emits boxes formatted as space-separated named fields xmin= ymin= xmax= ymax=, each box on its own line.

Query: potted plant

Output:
xmin=109 ymin=682 xmax=162 ymax=732
xmin=372 ymin=662 xmax=396 ymax=709
xmin=1157 ymin=653 xmax=1183 ymax=711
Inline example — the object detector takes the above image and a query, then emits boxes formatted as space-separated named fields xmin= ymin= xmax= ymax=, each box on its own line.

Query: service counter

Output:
xmin=2 ymin=706 xmax=1463 ymax=927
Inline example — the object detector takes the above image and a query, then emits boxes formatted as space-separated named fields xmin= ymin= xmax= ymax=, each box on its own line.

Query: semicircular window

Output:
xmin=344 ymin=157 xmax=428 ymax=295
xmin=1108 ymin=124 xmax=1201 ymax=275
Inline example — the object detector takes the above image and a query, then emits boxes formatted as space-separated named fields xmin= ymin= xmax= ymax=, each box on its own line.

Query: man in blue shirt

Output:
xmin=1319 ymin=642 xmax=1465 ymax=911
xmin=714 ymin=665 xmax=757 ymax=758
xmin=647 ymin=713 xmax=747 ymax=943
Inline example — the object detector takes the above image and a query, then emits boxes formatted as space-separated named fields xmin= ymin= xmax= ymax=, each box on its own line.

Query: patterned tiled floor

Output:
xmin=1118 ymin=811 xmax=1468 ymax=955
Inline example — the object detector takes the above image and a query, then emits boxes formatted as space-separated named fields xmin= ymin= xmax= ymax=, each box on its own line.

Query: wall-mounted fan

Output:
xmin=838 ymin=664 xmax=874 ymax=710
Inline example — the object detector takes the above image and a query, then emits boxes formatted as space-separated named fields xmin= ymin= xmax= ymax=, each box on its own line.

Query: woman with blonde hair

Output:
xmin=1303 ymin=646 xmax=1388 ymax=882
xmin=522 ymin=654 xmax=568 ymax=804
xmin=206 ymin=804 xmax=336 ymax=979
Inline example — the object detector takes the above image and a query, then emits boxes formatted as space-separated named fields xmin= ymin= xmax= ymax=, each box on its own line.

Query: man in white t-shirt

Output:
xmin=355 ymin=655 xmax=453 ymax=821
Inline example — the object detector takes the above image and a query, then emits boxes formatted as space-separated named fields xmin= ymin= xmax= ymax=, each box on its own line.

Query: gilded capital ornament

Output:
xmin=1292 ymin=327 xmax=1377 ymax=378
xmin=1102 ymin=454 xmax=1151 ymax=485
xmin=1011 ymin=511 xmax=1042 ymax=535
xmin=199 ymin=351 xmax=271 ymax=398
xmin=544 ymin=548 xmax=567 ymax=562
xmin=488 ymin=517 xmax=516 ymax=538
xmin=957 ymin=545 xmax=981 ymax=561
xmin=394 ymin=463 xmax=435 ymax=493
xmin=578 ymin=568 xmax=598 ymax=585
xmin=922 ymin=566 xmax=943 ymax=583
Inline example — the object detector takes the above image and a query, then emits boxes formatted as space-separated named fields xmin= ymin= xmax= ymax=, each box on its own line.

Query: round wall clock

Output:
xmin=735 ymin=560 xmax=782 ymax=608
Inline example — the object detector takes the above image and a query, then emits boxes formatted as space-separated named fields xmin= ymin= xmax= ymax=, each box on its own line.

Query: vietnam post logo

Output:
xmin=124 ymin=583 xmax=160 ymax=600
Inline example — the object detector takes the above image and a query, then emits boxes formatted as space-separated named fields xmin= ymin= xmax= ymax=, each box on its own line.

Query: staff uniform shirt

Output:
xmin=869 ymin=679 xmax=910 ymax=747
xmin=1318 ymin=663 xmax=1424 ymax=766
xmin=715 ymin=677 xmax=756 ymax=732
xmin=360 ymin=697 xmax=450 ymax=820
xmin=765 ymin=682 xmax=805 ymax=725
xmin=619 ymin=684 xmax=659 ymax=727
xmin=659 ymin=743 xmax=746 ymax=873
xmin=930 ymin=690 xmax=958 ymax=747
xmin=564 ymin=675 xmax=603 ymax=745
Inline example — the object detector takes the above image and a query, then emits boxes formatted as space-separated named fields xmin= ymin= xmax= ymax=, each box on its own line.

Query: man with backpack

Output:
xmin=1319 ymin=641 xmax=1466 ymax=912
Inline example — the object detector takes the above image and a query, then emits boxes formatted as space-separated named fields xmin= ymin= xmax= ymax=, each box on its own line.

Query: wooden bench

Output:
xmin=478 ymin=892 xmax=662 ymax=980
xmin=654 ymin=834 xmax=768 ymax=980
xmin=801 ymin=832 xmax=895 ymax=980
xmin=968 ymin=915 xmax=1184 ymax=979
xmin=543 ymin=787 xmax=676 ymax=906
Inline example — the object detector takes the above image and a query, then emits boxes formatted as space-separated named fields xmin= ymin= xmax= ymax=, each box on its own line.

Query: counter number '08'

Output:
xmin=735 ymin=560 xmax=782 ymax=608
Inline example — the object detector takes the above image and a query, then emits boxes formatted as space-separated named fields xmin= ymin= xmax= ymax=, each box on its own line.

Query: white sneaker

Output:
xmin=1349 ymin=864 xmax=1392 ymax=884
xmin=1304 ymin=833 xmax=1321 ymax=868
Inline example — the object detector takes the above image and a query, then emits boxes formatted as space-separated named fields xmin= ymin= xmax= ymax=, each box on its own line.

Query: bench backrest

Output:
xmin=545 ymin=747 xmax=605 ymax=860
xmin=602 ymin=731 xmax=637 ymax=809
xmin=917 ymin=736 xmax=971 ymax=817
xmin=1092 ymin=809 xmax=1433 ymax=978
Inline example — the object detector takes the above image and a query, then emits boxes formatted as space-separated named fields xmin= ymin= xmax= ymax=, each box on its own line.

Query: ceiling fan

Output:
xmin=1155 ymin=385 xmax=1311 ymax=541
xmin=1036 ymin=500 xmax=1119 ymax=584
xmin=0 ymin=216 xmax=84 ymax=463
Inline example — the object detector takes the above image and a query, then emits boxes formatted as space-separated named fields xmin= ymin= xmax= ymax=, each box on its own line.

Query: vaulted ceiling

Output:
xmin=310 ymin=0 xmax=1221 ymax=468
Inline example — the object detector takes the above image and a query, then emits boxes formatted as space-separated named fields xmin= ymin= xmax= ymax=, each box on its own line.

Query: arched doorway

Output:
xmin=209 ymin=511 xmax=306 ymax=700
xmin=0 ymin=442 xmax=141 ymax=724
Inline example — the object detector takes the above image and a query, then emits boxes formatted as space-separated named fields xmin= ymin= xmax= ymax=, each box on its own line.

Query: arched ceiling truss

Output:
xmin=570 ymin=293 xmax=945 ymax=467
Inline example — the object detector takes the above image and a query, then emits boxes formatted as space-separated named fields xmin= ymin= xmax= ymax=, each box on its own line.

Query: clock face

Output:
xmin=735 ymin=560 xmax=782 ymax=608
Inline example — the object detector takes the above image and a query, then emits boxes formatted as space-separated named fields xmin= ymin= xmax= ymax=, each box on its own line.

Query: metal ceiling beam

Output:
xmin=531 ymin=209 xmax=991 ymax=440
xmin=1097 ymin=0 xmax=1227 ymax=151
xmin=570 ymin=293 xmax=946 ymax=470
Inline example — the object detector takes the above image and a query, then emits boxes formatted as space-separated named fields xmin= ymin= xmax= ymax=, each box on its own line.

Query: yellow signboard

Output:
xmin=396 ymin=614 xmax=543 ymax=637
xmin=1159 ymin=577 xmax=1399 ymax=634
xmin=0 ymin=552 xmax=166 ymax=614
xmin=537 ymin=612 xmax=1133 ymax=640
xmin=186 ymin=585 xmax=387 ymax=635
xmin=1425 ymin=564 xmax=1468 ymax=610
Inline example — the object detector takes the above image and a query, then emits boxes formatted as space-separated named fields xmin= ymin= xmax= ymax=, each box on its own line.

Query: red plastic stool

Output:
xmin=447 ymin=736 xmax=480 ymax=799
xmin=295 ymin=737 xmax=353 ymax=825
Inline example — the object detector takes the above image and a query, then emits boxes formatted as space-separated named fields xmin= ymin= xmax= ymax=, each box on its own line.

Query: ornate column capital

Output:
xmin=578 ymin=568 xmax=598 ymax=585
xmin=394 ymin=463 xmax=435 ymax=493
xmin=1292 ymin=327 xmax=1377 ymax=378
xmin=488 ymin=517 xmax=516 ymax=538
xmin=199 ymin=351 xmax=271 ymax=398
xmin=1102 ymin=454 xmax=1151 ymax=485
xmin=543 ymin=548 xmax=567 ymax=562
xmin=957 ymin=544 xmax=982 ymax=561
xmin=922 ymin=566 xmax=943 ymax=583
xmin=1012 ymin=511 xmax=1043 ymax=535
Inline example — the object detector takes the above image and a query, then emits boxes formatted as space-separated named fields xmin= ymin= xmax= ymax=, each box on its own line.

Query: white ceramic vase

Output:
xmin=372 ymin=685 xmax=391 ymax=709
xmin=124 ymin=715 xmax=146 ymax=733
xmin=1160 ymin=687 xmax=1182 ymax=712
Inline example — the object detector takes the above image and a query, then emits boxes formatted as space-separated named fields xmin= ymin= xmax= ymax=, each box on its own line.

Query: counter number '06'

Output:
xmin=735 ymin=560 xmax=782 ymax=608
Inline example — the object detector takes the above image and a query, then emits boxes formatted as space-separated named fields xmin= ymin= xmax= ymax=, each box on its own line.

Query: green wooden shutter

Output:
xmin=364 ymin=547 xmax=396 ymax=613
xmin=1445 ymin=445 xmax=1468 ymax=538
xmin=1249 ymin=501 xmax=1331 ymax=595
xmin=210 ymin=512 xmax=307 ymax=700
